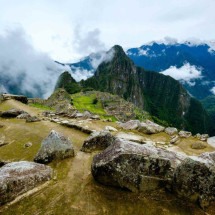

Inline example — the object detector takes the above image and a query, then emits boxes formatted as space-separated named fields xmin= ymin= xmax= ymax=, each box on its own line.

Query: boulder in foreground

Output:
xmin=34 ymin=130 xmax=74 ymax=163
xmin=0 ymin=109 xmax=25 ymax=118
xmin=81 ymin=131 xmax=116 ymax=153
xmin=173 ymin=154 xmax=215 ymax=209
xmin=0 ymin=161 xmax=52 ymax=205
xmin=92 ymin=139 xmax=186 ymax=192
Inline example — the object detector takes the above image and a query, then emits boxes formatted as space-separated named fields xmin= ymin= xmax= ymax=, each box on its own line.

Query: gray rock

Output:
xmin=207 ymin=136 xmax=215 ymax=148
xmin=178 ymin=130 xmax=192 ymax=138
xmin=0 ymin=109 xmax=25 ymax=118
xmin=24 ymin=142 xmax=32 ymax=148
xmin=82 ymin=111 xmax=92 ymax=119
xmin=165 ymin=127 xmax=178 ymax=136
xmin=1 ymin=94 xmax=28 ymax=104
xmin=120 ymin=120 xmax=140 ymax=130
xmin=81 ymin=131 xmax=116 ymax=153
xmin=173 ymin=157 xmax=215 ymax=209
xmin=0 ymin=161 xmax=52 ymax=205
xmin=92 ymin=139 xmax=186 ymax=192
xmin=91 ymin=115 xmax=100 ymax=120
xmin=34 ymin=130 xmax=74 ymax=163
xmin=104 ymin=126 xmax=118 ymax=132
xmin=191 ymin=141 xmax=207 ymax=149
xmin=195 ymin=133 xmax=209 ymax=142
xmin=138 ymin=120 xmax=165 ymax=134
xmin=199 ymin=151 xmax=215 ymax=164
xmin=17 ymin=113 xmax=31 ymax=119
xmin=170 ymin=135 xmax=180 ymax=144
xmin=26 ymin=116 xmax=41 ymax=123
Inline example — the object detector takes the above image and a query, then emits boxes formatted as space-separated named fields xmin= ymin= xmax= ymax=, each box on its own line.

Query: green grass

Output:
xmin=71 ymin=93 xmax=117 ymax=121
xmin=29 ymin=103 xmax=54 ymax=111
xmin=71 ymin=93 xmax=106 ymax=115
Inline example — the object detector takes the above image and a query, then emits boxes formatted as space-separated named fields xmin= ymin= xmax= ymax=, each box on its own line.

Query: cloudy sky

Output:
xmin=1 ymin=0 xmax=215 ymax=62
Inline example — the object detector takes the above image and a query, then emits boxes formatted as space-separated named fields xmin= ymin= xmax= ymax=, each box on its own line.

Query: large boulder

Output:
xmin=138 ymin=120 xmax=165 ymax=134
xmin=120 ymin=120 xmax=140 ymax=130
xmin=92 ymin=139 xmax=186 ymax=192
xmin=34 ymin=130 xmax=74 ymax=163
xmin=0 ymin=109 xmax=25 ymax=118
xmin=165 ymin=127 xmax=178 ymax=136
xmin=178 ymin=130 xmax=192 ymax=138
xmin=207 ymin=136 xmax=215 ymax=148
xmin=26 ymin=116 xmax=41 ymax=123
xmin=173 ymin=154 xmax=215 ymax=209
xmin=191 ymin=141 xmax=207 ymax=149
xmin=0 ymin=161 xmax=52 ymax=205
xmin=81 ymin=131 xmax=116 ymax=153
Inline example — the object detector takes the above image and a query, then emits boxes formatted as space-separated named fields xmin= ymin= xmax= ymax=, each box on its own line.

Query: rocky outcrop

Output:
xmin=165 ymin=127 xmax=178 ymax=136
xmin=170 ymin=135 xmax=180 ymax=144
xmin=0 ymin=161 xmax=52 ymax=205
xmin=120 ymin=120 xmax=140 ymax=130
xmin=195 ymin=133 xmax=209 ymax=141
xmin=178 ymin=131 xmax=192 ymax=138
xmin=0 ymin=109 xmax=25 ymax=118
xmin=26 ymin=116 xmax=41 ymax=123
xmin=138 ymin=120 xmax=165 ymax=134
xmin=81 ymin=131 xmax=116 ymax=153
xmin=1 ymin=94 xmax=28 ymax=104
xmin=173 ymin=155 xmax=215 ymax=209
xmin=17 ymin=113 xmax=31 ymax=119
xmin=104 ymin=126 xmax=118 ymax=132
xmin=207 ymin=136 xmax=215 ymax=148
xmin=92 ymin=139 xmax=186 ymax=192
xmin=34 ymin=130 xmax=74 ymax=163
xmin=191 ymin=141 xmax=207 ymax=149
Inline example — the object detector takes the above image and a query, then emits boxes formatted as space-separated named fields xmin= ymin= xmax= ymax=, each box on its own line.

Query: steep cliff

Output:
xmin=82 ymin=45 xmax=212 ymax=134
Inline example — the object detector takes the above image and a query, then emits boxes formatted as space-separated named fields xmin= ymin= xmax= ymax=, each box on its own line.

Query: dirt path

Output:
xmin=0 ymin=100 xmax=214 ymax=214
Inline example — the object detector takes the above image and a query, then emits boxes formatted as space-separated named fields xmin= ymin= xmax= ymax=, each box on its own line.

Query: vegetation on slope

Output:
xmin=80 ymin=45 xmax=212 ymax=134
xmin=55 ymin=71 xmax=81 ymax=94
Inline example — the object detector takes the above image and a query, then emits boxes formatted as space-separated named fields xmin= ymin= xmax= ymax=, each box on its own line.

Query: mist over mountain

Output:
xmin=79 ymin=45 xmax=212 ymax=134
xmin=0 ymin=29 xmax=69 ymax=98
xmin=68 ymin=39 xmax=215 ymax=100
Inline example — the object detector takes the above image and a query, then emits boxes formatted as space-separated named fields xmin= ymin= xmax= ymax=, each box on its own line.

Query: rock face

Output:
xmin=173 ymin=156 xmax=215 ymax=209
xmin=34 ymin=130 xmax=74 ymax=163
xmin=0 ymin=109 xmax=25 ymax=118
xmin=165 ymin=127 xmax=178 ymax=136
xmin=81 ymin=131 xmax=116 ymax=153
xmin=0 ymin=161 xmax=52 ymax=205
xmin=92 ymin=139 xmax=186 ymax=192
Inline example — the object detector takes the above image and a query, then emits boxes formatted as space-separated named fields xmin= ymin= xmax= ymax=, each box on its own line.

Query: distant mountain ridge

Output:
xmin=66 ymin=40 xmax=215 ymax=100
xmin=79 ymin=45 xmax=212 ymax=135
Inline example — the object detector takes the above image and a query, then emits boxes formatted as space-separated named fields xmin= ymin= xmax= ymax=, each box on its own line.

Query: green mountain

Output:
xmin=81 ymin=45 xmax=212 ymax=135
xmin=55 ymin=71 xmax=81 ymax=94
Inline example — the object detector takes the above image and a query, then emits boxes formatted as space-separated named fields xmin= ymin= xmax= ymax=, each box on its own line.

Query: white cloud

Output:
xmin=70 ymin=67 xmax=94 ymax=82
xmin=0 ymin=28 xmax=69 ymax=98
xmin=90 ymin=48 xmax=115 ymax=69
xmin=210 ymin=87 xmax=215 ymax=95
xmin=161 ymin=63 xmax=203 ymax=86
xmin=1 ymin=0 xmax=215 ymax=62
xmin=73 ymin=26 xmax=106 ymax=56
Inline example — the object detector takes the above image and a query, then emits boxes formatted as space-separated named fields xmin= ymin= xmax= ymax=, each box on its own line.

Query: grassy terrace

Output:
xmin=71 ymin=92 xmax=117 ymax=121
